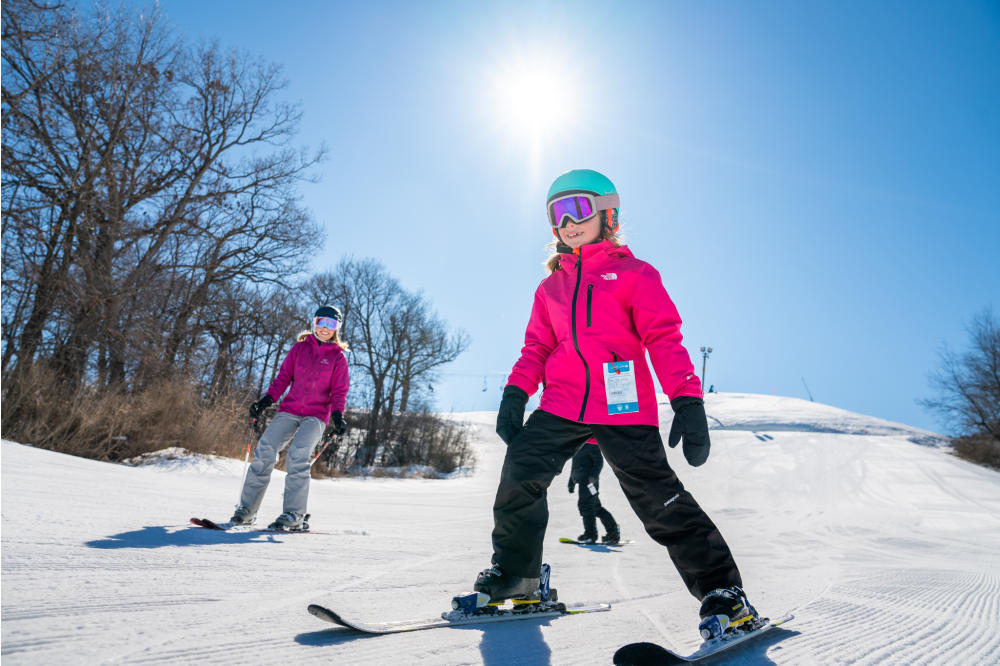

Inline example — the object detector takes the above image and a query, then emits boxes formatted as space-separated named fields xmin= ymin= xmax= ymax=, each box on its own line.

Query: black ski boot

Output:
xmin=601 ymin=526 xmax=621 ymax=544
xmin=698 ymin=586 xmax=759 ymax=639
xmin=598 ymin=508 xmax=620 ymax=543
xmin=452 ymin=563 xmax=557 ymax=615
xmin=578 ymin=515 xmax=599 ymax=544
xmin=473 ymin=564 xmax=540 ymax=603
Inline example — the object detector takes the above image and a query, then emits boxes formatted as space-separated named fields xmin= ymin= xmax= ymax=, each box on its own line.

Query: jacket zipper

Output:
xmin=571 ymin=255 xmax=591 ymax=421
xmin=586 ymin=284 xmax=593 ymax=327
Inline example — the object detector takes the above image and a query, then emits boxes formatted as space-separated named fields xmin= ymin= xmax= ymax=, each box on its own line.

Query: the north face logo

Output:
xmin=601 ymin=273 xmax=617 ymax=280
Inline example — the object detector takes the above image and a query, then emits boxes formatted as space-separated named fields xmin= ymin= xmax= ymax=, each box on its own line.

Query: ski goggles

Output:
xmin=314 ymin=316 xmax=339 ymax=330
xmin=547 ymin=192 xmax=620 ymax=229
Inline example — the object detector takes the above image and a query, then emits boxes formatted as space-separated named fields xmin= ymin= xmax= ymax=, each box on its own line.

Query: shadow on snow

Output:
xmin=85 ymin=524 xmax=290 ymax=549
xmin=295 ymin=618 xmax=555 ymax=665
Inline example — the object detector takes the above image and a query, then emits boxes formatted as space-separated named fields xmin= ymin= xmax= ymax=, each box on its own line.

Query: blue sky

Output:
xmin=158 ymin=0 xmax=999 ymax=433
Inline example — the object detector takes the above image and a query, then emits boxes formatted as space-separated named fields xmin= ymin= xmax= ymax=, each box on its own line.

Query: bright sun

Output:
xmin=489 ymin=54 xmax=580 ymax=139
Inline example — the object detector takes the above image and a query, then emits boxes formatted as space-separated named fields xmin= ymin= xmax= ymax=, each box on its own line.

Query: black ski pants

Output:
xmin=491 ymin=408 xmax=742 ymax=600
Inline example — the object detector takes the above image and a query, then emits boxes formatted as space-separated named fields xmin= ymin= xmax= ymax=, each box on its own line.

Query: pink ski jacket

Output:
xmin=266 ymin=335 xmax=350 ymax=423
xmin=506 ymin=240 xmax=701 ymax=427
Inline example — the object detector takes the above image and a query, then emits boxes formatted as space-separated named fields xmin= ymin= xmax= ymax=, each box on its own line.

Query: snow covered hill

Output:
xmin=2 ymin=393 xmax=998 ymax=665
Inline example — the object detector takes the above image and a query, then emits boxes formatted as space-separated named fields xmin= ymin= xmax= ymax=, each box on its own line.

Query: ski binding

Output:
xmin=308 ymin=563 xmax=611 ymax=635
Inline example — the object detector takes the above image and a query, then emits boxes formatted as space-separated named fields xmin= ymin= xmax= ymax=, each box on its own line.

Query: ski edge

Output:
xmin=613 ymin=612 xmax=795 ymax=664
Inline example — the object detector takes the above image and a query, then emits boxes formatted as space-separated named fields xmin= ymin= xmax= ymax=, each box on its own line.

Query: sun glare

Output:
xmin=490 ymin=54 xmax=580 ymax=140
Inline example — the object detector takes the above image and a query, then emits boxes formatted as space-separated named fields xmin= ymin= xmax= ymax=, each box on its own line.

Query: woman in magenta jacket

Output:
xmin=230 ymin=305 xmax=350 ymax=532
xmin=472 ymin=170 xmax=756 ymax=639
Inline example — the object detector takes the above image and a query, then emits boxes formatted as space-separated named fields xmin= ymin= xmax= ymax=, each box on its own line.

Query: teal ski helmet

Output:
xmin=546 ymin=169 xmax=620 ymax=237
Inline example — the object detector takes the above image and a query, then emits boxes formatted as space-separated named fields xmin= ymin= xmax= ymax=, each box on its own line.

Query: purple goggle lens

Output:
xmin=315 ymin=316 xmax=339 ymax=330
xmin=548 ymin=195 xmax=596 ymax=228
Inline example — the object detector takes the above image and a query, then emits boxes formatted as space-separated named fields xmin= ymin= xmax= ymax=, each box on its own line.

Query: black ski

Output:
xmin=614 ymin=613 xmax=795 ymax=664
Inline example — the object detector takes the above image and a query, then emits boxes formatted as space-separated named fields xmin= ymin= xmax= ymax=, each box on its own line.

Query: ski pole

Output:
xmin=238 ymin=419 xmax=259 ymax=505
xmin=310 ymin=433 xmax=336 ymax=467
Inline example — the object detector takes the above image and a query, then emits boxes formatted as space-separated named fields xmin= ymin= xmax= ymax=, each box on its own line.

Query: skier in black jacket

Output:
xmin=568 ymin=440 xmax=620 ymax=544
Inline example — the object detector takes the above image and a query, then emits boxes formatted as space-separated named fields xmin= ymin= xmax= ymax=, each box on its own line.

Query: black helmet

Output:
xmin=314 ymin=305 xmax=342 ymax=321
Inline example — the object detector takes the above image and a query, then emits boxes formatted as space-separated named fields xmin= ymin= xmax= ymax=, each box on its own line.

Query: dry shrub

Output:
xmin=2 ymin=364 xmax=249 ymax=461
xmin=952 ymin=434 xmax=1000 ymax=471
xmin=3 ymin=364 xmax=476 ymax=478
xmin=311 ymin=409 xmax=475 ymax=477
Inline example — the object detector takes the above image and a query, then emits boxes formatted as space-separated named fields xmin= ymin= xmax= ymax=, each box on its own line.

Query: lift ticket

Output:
xmin=604 ymin=360 xmax=639 ymax=414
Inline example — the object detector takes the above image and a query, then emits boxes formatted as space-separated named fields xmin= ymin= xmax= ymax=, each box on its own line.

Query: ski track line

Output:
xmin=804 ymin=597 xmax=894 ymax=663
xmin=915 ymin=458 xmax=1000 ymax=519
xmin=101 ymin=454 xmax=496 ymax=663
xmin=934 ymin=571 xmax=1000 ymax=663
xmin=804 ymin=569 xmax=1000 ymax=665
xmin=606 ymin=546 xmax=681 ymax=651
xmin=1 ymin=596 xmax=220 ymax=622
xmin=1 ymin=633 xmax=82 ymax=656
xmin=103 ymin=546 xmax=464 ymax=663
xmin=116 ymin=635 xmax=332 ymax=665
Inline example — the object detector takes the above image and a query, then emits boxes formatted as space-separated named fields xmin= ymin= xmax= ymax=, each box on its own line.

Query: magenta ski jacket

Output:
xmin=506 ymin=240 xmax=702 ymax=427
xmin=266 ymin=335 xmax=350 ymax=423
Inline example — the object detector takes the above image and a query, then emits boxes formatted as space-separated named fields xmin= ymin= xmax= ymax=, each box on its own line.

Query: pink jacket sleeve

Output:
xmin=266 ymin=344 xmax=298 ymax=401
xmin=506 ymin=284 xmax=557 ymax=397
xmin=631 ymin=265 xmax=702 ymax=400
xmin=329 ymin=353 xmax=350 ymax=413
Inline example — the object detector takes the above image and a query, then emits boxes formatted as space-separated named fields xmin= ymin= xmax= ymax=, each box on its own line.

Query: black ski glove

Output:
xmin=568 ymin=478 xmax=576 ymax=494
xmin=249 ymin=394 xmax=274 ymax=422
xmin=667 ymin=396 xmax=711 ymax=467
xmin=496 ymin=385 xmax=529 ymax=445
xmin=330 ymin=411 xmax=347 ymax=436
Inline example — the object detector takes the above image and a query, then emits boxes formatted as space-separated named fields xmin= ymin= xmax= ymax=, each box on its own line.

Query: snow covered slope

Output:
xmin=2 ymin=394 xmax=998 ymax=665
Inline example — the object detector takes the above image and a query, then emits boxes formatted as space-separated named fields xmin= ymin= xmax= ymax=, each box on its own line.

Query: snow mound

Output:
xmin=121 ymin=447 xmax=246 ymax=475
xmin=687 ymin=392 xmax=946 ymax=446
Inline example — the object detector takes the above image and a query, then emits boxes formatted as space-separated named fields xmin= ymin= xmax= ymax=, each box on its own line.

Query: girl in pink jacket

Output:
xmin=230 ymin=305 xmax=350 ymax=532
xmin=472 ymin=170 xmax=756 ymax=640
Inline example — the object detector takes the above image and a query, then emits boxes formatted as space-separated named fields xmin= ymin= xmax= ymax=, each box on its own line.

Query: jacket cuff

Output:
xmin=502 ymin=385 xmax=529 ymax=404
xmin=505 ymin=375 xmax=538 ymax=399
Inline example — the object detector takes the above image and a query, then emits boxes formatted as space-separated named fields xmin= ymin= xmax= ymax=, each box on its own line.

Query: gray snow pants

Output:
xmin=239 ymin=411 xmax=324 ymax=516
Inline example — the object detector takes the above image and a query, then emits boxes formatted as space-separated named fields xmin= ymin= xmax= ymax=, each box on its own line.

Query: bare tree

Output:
xmin=309 ymin=259 xmax=469 ymax=465
xmin=920 ymin=307 xmax=1000 ymax=445
xmin=2 ymin=1 xmax=322 ymax=442
xmin=391 ymin=291 xmax=470 ymax=413
xmin=2 ymin=2 xmax=469 ymax=473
